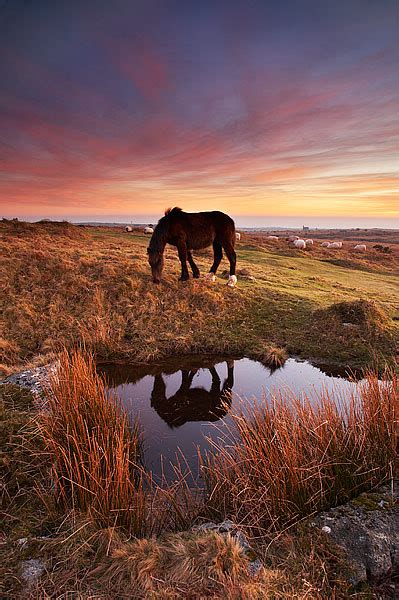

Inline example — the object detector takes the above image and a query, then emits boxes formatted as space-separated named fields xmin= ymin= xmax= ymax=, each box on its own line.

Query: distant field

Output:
xmin=0 ymin=220 xmax=398 ymax=373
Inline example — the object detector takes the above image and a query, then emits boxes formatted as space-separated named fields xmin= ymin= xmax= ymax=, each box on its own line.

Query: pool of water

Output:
xmin=98 ymin=357 xmax=364 ymax=483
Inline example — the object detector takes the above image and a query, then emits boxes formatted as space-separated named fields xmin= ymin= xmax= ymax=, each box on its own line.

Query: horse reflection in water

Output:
xmin=150 ymin=361 xmax=234 ymax=428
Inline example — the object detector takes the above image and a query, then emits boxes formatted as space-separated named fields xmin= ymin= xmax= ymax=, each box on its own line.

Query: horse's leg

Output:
xmin=222 ymin=240 xmax=237 ymax=287
xmin=187 ymin=370 xmax=197 ymax=385
xmin=187 ymin=251 xmax=200 ymax=278
xmin=221 ymin=361 xmax=234 ymax=410
xmin=150 ymin=374 xmax=166 ymax=407
xmin=176 ymin=240 xmax=190 ymax=281
xmin=206 ymin=241 xmax=223 ymax=282
xmin=180 ymin=370 xmax=192 ymax=391
xmin=209 ymin=366 xmax=221 ymax=394
xmin=223 ymin=360 xmax=234 ymax=391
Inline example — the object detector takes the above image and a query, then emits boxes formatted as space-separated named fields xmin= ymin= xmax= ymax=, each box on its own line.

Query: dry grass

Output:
xmin=202 ymin=372 xmax=398 ymax=532
xmin=36 ymin=349 xmax=146 ymax=533
xmin=20 ymin=518 xmax=354 ymax=599
xmin=0 ymin=221 xmax=245 ymax=374
xmin=34 ymin=349 xmax=205 ymax=538
xmin=92 ymin=528 xmax=250 ymax=598
xmin=1 ymin=220 xmax=397 ymax=375
xmin=0 ymin=384 xmax=49 ymax=537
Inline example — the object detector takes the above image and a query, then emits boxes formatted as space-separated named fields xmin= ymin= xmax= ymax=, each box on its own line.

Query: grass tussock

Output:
xmin=36 ymin=349 xmax=146 ymax=533
xmin=1 ymin=218 xmax=88 ymax=239
xmin=316 ymin=299 xmax=392 ymax=331
xmin=203 ymin=372 xmax=398 ymax=532
xmin=251 ymin=343 xmax=288 ymax=369
xmin=92 ymin=529 xmax=249 ymax=598
xmin=311 ymin=299 xmax=397 ymax=368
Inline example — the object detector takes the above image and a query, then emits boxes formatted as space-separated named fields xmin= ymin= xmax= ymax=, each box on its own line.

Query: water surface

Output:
xmin=99 ymin=357 xmax=363 ymax=482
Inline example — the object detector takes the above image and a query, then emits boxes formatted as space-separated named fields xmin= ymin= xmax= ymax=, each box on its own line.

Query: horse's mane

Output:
xmin=164 ymin=207 xmax=183 ymax=216
xmin=149 ymin=207 xmax=184 ymax=252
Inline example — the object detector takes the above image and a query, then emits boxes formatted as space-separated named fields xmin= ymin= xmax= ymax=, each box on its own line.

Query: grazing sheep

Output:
xmin=321 ymin=241 xmax=330 ymax=247
xmin=327 ymin=242 xmax=341 ymax=249
xmin=305 ymin=239 xmax=313 ymax=246
xmin=354 ymin=244 xmax=367 ymax=252
xmin=293 ymin=239 xmax=306 ymax=249
xmin=235 ymin=232 xmax=241 ymax=241
xmin=125 ymin=226 xmax=132 ymax=232
xmin=288 ymin=235 xmax=300 ymax=242
xmin=267 ymin=235 xmax=279 ymax=241
xmin=144 ymin=226 xmax=154 ymax=234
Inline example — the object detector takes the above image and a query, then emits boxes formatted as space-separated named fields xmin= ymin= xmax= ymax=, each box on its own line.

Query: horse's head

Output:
xmin=147 ymin=247 xmax=164 ymax=283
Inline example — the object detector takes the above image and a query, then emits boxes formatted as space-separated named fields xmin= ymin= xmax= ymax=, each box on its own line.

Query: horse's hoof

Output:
xmin=205 ymin=273 xmax=216 ymax=283
xmin=227 ymin=275 xmax=237 ymax=287
xmin=193 ymin=272 xmax=200 ymax=279
xmin=179 ymin=277 xmax=189 ymax=282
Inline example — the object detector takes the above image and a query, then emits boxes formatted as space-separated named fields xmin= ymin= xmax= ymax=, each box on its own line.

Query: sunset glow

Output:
xmin=1 ymin=0 xmax=398 ymax=227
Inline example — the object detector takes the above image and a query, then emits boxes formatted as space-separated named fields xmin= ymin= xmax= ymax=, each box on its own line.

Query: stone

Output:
xmin=313 ymin=482 xmax=399 ymax=585
xmin=321 ymin=525 xmax=331 ymax=534
xmin=1 ymin=363 xmax=57 ymax=397
xmin=17 ymin=537 xmax=28 ymax=547
xmin=21 ymin=558 xmax=45 ymax=587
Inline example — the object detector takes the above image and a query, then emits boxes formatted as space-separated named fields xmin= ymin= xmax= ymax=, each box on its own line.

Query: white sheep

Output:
xmin=321 ymin=241 xmax=330 ymax=247
xmin=293 ymin=239 xmax=306 ymax=249
xmin=144 ymin=226 xmax=154 ymax=234
xmin=125 ymin=226 xmax=132 ymax=232
xmin=235 ymin=232 xmax=241 ymax=241
xmin=327 ymin=242 xmax=341 ymax=249
xmin=267 ymin=235 xmax=279 ymax=241
xmin=305 ymin=239 xmax=313 ymax=246
xmin=354 ymin=244 xmax=367 ymax=252
xmin=288 ymin=235 xmax=300 ymax=242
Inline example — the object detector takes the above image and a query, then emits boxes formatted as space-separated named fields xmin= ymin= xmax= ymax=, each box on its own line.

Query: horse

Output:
xmin=147 ymin=207 xmax=237 ymax=286
xmin=150 ymin=361 xmax=234 ymax=428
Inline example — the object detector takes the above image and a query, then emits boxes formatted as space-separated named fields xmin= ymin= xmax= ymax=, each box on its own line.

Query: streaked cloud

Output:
xmin=0 ymin=0 xmax=398 ymax=225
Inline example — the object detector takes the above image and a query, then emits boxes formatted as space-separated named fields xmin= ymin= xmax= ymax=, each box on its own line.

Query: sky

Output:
xmin=0 ymin=0 xmax=398 ymax=228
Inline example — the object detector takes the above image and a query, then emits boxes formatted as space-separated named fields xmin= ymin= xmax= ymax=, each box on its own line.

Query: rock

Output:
xmin=1 ymin=363 xmax=56 ymax=396
xmin=198 ymin=519 xmax=235 ymax=533
xmin=17 ymin=537 xmax=28 ymax=547
xmin=21 ymin=558 xmax=45 ymax=587
xmin=194 ymin=520 xmax=263 ymax=577
xmin=313 ymin=482 xmax=399 ymax=585
xmin=321 ymin=525 xmax=331 ymax=534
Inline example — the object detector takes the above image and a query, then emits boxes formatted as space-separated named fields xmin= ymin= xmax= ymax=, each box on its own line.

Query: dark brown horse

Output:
xmin=147 ymin=207 xmax=237 ymax=286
